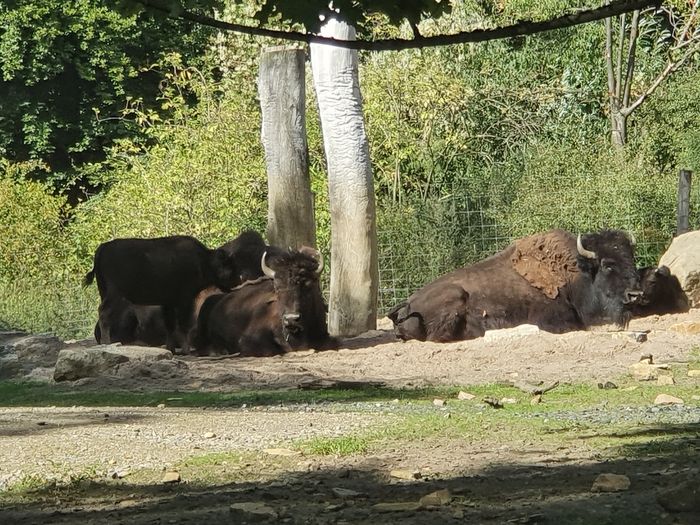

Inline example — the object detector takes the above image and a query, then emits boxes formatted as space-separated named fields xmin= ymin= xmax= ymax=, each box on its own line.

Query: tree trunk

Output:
xmin=258 ymin=46 xmax=316 ymax=249
xmin=310 ymin=19 xmax=378 ymax=336
xmin=611 ymin=108 xmax=627 ymax=147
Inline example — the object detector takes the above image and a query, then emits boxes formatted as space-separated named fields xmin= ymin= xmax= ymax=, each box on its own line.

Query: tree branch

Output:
xmin=615 ymin=12 xmax=626 ymax=100
xmin=621 ymin=9 xmax=640 ymax=108
xmin=139 ymin=0 xmax=662 ymax=51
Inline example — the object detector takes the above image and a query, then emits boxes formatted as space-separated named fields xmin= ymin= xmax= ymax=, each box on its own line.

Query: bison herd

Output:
xmin=84 ymin=228 xmax=689 ymax=356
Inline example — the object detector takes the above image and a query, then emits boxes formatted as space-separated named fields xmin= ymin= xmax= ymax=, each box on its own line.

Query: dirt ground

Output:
xmin=73 ymin=309 xmax=700 ymax=392
xmin=2 ymin=311 xmax=700 ymax=524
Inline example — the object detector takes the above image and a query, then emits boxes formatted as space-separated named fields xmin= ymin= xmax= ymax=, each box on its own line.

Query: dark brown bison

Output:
xmin=387 ymin=229 xmax=643 ymax=342
xmin=191 ymin=246 xmax=337 ymax=356
xmin=84 ymin=235 xmax=239 ymax=351
xmin=631 ymin=265 xmax=689 ymax=317
xmin=93 ymin=299 xmax=167 ymax=347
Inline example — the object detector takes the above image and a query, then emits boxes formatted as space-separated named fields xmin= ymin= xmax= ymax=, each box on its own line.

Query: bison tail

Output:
xmin=83 ymin=269 xmax=96 ymax=287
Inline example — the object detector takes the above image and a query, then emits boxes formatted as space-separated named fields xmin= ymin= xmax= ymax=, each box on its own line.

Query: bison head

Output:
xmin=261 ymin=246 xmax=329 ymax=345
xmin=211 ymin=248 xmax=241 ymax=291
xmin=574 ymin=230 xmax=642 ymax=327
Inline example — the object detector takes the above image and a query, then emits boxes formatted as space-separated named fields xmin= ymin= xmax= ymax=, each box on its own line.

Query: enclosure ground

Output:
xmin=1 ymin=311 xmax=700 ymax=524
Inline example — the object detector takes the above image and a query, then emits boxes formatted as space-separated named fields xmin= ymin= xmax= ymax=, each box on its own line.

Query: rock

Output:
xmin=332 ymin=487 xmax=363 ymax=498
xmin=597 ymin=381 xmax=618 ymax=389
xmin=687 ymin=369 xmax=700 ymax=377
xmin=484 ymin=324 xmax=539 ymax=342
xmin=419 ymin=489 xmax=452 ymax=507
xmin=390 ymin=469 xmax=422 ymax=481
xmin=591 ymin=473 xmax=630 ymax=492
xmin=457 ymin=391 xmax=476 ymax=400
xmin=0 ymin=354 xmax=21 ymax=380
xmin=161 ymin=471 xmax=181 ymax=483
xmin=372 ymin=501 xmax=422 ymax=512
xmin=530 ymin=394 xmax=542 ymax=405
xmin=263 ymin=448 xmax=300 ymax=457
xmin=612 ymin=331 xmax=648 ymax=343
xmin=654 ymin=394 xmax=684 ymax=405
xmin=639 ymin=353 xmax=654 ymax=364
xmin=669 ymin=321 xmax=700 ymax=335
xmin=656 ymin=375 xmax=675 ymax=386
xmin=203 ymin=432 xmax=216 ymax=439
xmin=6 ymin=334 xmax=64 ymax=367
xmin=629 ymin=362 xmax=659 ymax=381
xmin=657 ymin=480 xmax=700 ymax=513
xmin=483 ymin=397 xmax=504 ymax=408
xmin=432 ymin=398 xmax=445 ymax=407
xmin=53 ymin=345 xmax=173 ymax=381
xmin=230 ymin=502 xmax=278 ymax=521
xmin=500 ymin=398 xmax=517 ymax=404
xmin=659 ymin=231 xmax=700 ymax=306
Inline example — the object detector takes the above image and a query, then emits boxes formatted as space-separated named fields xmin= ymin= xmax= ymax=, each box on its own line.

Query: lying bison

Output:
xmin=631 ymin=265 xmax=689 ymax=317
xmin=84 ymin=235 xmax=240 ymax=351
xmin=388 ymin=229 xmax=642 ymax=342
xmin=191 ymin=246 xmax=337 ymax=356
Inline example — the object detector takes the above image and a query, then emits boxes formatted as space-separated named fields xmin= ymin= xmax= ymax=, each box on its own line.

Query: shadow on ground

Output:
xmin=2 ymin=430 xmax=698 ymax=525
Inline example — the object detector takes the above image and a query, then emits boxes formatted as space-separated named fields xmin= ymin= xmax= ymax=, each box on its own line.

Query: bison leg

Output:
xmin=238 ymin=332 xmax=286 ymax=357
xmin=161 ymin=305 xmax=180 ymax=352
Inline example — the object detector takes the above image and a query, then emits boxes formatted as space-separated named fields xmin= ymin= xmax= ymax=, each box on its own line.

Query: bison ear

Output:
xmin=656 ymin=265 xmax=671 ymax=277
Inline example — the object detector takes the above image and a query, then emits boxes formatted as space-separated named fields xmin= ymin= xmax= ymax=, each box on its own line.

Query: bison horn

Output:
xmin=261 ymin=252 xmax=275 ymax=278
xmin=315 ymin=250 xmax=324 ymax=275
xmin=577 ymin=234 xmax=597 ymax=259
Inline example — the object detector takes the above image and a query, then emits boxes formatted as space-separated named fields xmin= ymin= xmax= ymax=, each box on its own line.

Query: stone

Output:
xmin=500 ymin=398 xmax=517 ymax=404
xmin=591 ymin=473 xmax=630 ymax=492
xmin=53 ymin=345 xmax=173 ymax=382
xmin=161 ymin=471 xmax=181 ymax=484
xmin=230 ymin=502 xmax=278 ymax=521
xmin=629 ymin=362 xmax=659 ymax=381
xmin=597 ymin=381 xmax=618 ymax=390
xmin=7 ymin=333 xmax=64 ymax=367
xmin=657 ymin=480 xmax=700 ymax=513
xmin=659 ymin=231 xmax=700 ymax=306
xmin=457 ymin=391 xmax=476 ymax=400
xmin=263 ymin=448 xmax=300 ymax=457
xmin=612 ymin=331 xmax=648 ymax=343
xmin=656 ymin=375 xmax=675 ymax=386
xmin=390 ymin=469 xmax=422 ymax=481
xmin=669 ymin=321 xmax=700 ymax=335
xmin=332 ymin=487 xmax=363 ymax=498
xmin=484 ymin=324 xmax=539 ymax=342
xmin=432 ymin=398 xmax=445 ymax=407
xmin=203 ymin=432 xmax=216 ymax=439
xmin=419 ymin=489 xmax=452 ymax=507
xmin=654 ymin=394 xmax=684 ymax=405
xmin=687 ymin=369 xmax=700 ymax=377
xmin=530 ymin=394 xmax=542 ymax=405
xmin=0 ymin=354 xmax=21 ymax=380
xmin=372 ymin=502 xmax=422 ymax=512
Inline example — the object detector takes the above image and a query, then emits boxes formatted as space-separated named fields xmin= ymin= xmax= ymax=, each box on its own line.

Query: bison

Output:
xmin=93 ymin=299 xmax=167 ymax=347
xmin=84 ymin=235 xmax=240 ymax=351
xmin=191 ymin=246 xmax=337 ymax=356
xmin=631 ymin=265 xmax=689 ymax=317
xmin=387 ymin=229 xmax=643 ymax=342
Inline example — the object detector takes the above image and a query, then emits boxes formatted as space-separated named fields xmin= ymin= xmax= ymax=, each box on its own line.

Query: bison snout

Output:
xmin=623 ymin=290 xmax=643 ymax=305
xmin=282 ymin=314 xmax=301 ymax=326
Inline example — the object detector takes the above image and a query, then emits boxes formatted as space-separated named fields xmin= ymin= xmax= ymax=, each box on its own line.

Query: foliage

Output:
xmin=0 ymin=0 xmax=212 ymax=192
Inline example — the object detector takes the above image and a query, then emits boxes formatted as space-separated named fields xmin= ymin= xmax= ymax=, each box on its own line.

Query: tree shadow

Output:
xmin=0 ymin=409 xmax=150 ymax=438
xmin=2 ymin=430 xmax=698 ymax=524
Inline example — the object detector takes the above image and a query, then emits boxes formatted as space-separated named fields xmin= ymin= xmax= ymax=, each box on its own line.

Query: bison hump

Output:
xmin=510 ymin=231 xmax=579 ymax=299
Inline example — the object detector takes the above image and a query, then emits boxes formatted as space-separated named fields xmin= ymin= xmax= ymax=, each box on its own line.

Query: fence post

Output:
xmin=677 ymin=169 xmax=692 ymax=236
xmin=258 ymin=46 xmax=316 ymax=249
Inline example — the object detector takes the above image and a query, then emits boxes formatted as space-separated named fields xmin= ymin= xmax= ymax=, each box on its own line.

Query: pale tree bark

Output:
xmin=605 ymin=3 xmax=700 ymax=147
xmin=310 ymin=18 xmax=378 ymax=337
xmin=258 ymin=46 xmax=316 ymax=249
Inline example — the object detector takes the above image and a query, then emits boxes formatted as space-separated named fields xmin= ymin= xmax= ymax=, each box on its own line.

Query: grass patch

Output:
xmin=300 ymin=435 xmax=370 ymax=456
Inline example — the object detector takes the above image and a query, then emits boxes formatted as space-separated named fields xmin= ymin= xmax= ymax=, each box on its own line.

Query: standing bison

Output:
xmin=191 ymin=246 xmax=337 ymax=356
xmin=388 ymin=229 xmax=642 ymax=342
xmin=84 ymin=235 xmax=240 ymax=351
